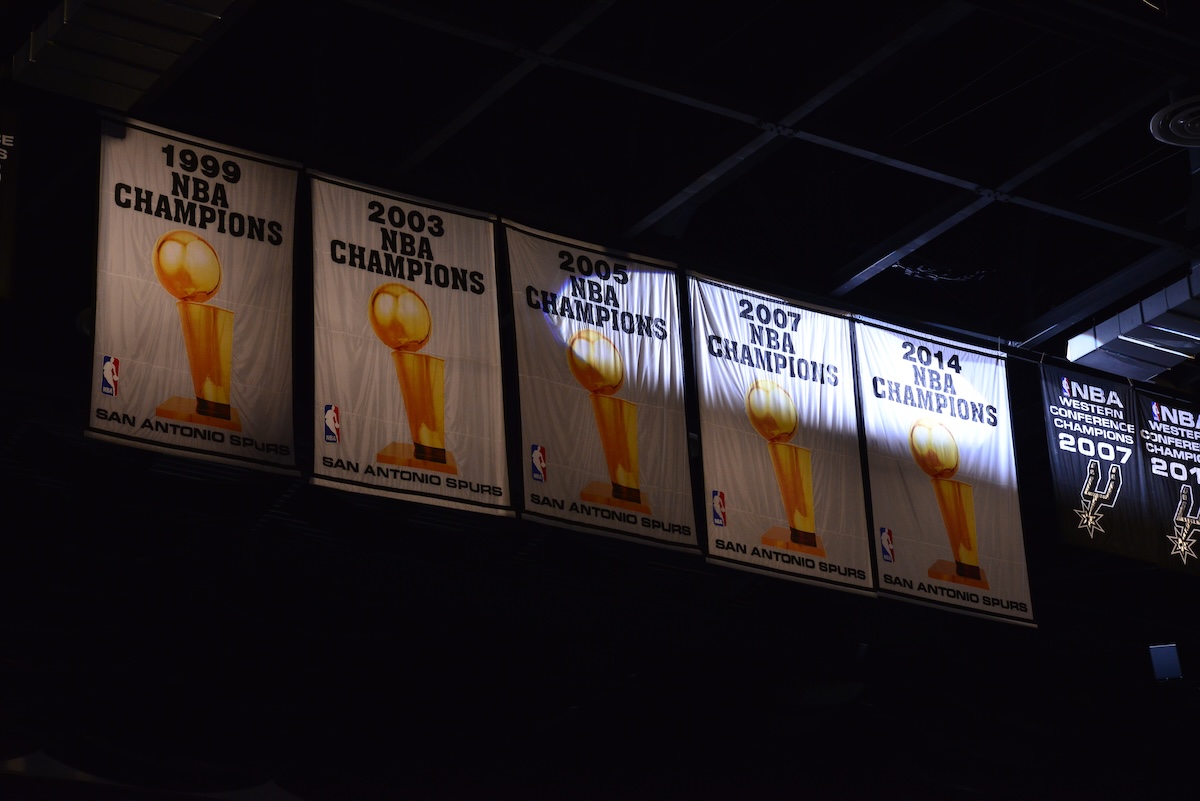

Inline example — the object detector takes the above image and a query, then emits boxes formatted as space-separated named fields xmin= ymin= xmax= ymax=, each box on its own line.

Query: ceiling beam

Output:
xmin=624 ymin=1 xmax=976 ymax=238
xmin=827 ymin=75 xmax=1188 ymax=296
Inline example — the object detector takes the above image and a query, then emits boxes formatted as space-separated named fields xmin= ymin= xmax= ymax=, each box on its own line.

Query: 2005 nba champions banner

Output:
xmin=507 ymin=222 xmax=696 ymax=548
xmin=309 ymin=173 xmax=510 ymax=514
xmin=857 ymin=320 xmax=1034 ymax=624
xmin=690 ymin=275 xmax=873 ymax=591
xmin=88 ymin=119 xmax=298 ymax=469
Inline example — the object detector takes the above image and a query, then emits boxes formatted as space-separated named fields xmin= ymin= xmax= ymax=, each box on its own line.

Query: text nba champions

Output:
xmin=705 ymin=297 xmax=839 ymax=384
xmin=113 ymin=144 xmax=285 ymax=244
xmin=524 ymin=250 xmax=668 ymax=340
xmin=871 ymin=340 xmax=998 ymax=426
xmin=328 ymin=199 xmax=486 ymax=293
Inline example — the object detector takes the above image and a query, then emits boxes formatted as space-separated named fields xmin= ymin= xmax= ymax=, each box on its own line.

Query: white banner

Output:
xmin=507 ymin=222 xmax=696 ymax=548
xmin=88 ymin=119 xmax=298 ymax=469
xmin=690 ymin=275 xmax=872 ymax=590
xmin=855 ymin=320 xmax=1034 ymax=623
xmin=309 ymin=174 xmax=510 ymax=514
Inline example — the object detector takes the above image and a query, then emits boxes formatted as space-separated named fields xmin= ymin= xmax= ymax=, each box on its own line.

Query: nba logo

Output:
xmin=323 ymin=404 xmax=340 ymax=443
xmin=531 ymin=445 xmax=547 ymax=482
xmin=712 ymin=491 xmax=727 ymax=527
xmin=1060 ymin=376 xmax=1070 ymax=396
xmin=1152 ymin=401 xmax=1161 ymax=422
xmin=880 ymin=527 xmax=895 ymax=563
xmin=101 ymin=356 xmax=119 ymax=397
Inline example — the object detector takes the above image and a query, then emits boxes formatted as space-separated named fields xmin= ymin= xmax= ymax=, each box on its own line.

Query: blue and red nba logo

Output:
xmin=323 ymin=404 xmax=340 ymax=443
xmin=100 ymin=356 xmax=119 ymax=397
xmin=1152 ymin=401 xmax=1161 ymax=422
xmin=880 ymin=527 xmax=895 ymax=563
xmin=531 ymin=444 xmax=547 ymax=482
xmin=711 ymin=490 xmax=727 ymax=527
xmin=1060 ymin=376 xmax=1070 ymax=397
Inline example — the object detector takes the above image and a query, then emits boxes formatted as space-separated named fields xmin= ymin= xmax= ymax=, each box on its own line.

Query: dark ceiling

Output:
xmin=4 ymin=0 xmax=1200 ymax=387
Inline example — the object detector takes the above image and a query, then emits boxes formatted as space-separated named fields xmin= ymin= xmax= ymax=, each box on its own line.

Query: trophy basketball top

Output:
xmin=745 ymin=378 xmax=797 ymax=443
xmin=567 ymin=329 xmax=624 ymax=395
xmin=152 ymin=230 xmax=222 ymax=303
xmin=909 ymin=417 xmax=959 ymax=478
xmin=369 ymin=283 xmax=431 ymax=352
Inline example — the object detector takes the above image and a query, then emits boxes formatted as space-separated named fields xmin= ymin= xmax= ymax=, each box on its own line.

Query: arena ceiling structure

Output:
xmin=3 ymin=0 xmax=1200 ymax=386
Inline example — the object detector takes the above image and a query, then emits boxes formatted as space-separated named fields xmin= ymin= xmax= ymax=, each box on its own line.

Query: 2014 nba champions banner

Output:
xmin=507 ymin=222 xmax=696 ymax=548
xmin=309 ymin=173 xmax=510 ymax=514
xmin=88 ymin=119 xmax=298 ymax=469
xmin=857 ymin=320 xmax=1034 ymax=624
xmin=689 ymin=275 xmax=873 ymax=591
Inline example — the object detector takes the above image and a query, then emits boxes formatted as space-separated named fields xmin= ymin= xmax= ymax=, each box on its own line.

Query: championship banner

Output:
xmin=856 ymin=320 xmax=1033 ymax=624
xmin=310 ymin=174 xmax=510 ymax=514
xmin=1039 ymin=365 xmax=1153 ymax=564
xmin=1135 ymin=389 xmax=1200 ymax=573
xmin=88 ymin=119 xmax=298 ymax=469
xmin=689 ymin=275 xmax=873 ymax=591
xmin=507 ymin=222 xmax=696 ymax=548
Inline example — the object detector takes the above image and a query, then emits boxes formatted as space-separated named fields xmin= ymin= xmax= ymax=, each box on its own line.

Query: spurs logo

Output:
xmin=1169 ymin=485 xmax=1200 ymax=565
xmin=1075 ymin=459 xmax=1121 ymax=537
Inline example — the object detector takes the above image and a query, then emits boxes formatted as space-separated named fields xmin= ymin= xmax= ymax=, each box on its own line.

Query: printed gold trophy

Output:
xmin=153 ymin=230 xmax=241 ymax=431
xmin=909 ymin=417 xmax=988 ymax=588
xmin=370 ymin=283 xmax=456 ymax=474
xmin=568 ymin=329 xmax=650 ymax=513
xmin=747 ymin=379 xmax=825 ymax=557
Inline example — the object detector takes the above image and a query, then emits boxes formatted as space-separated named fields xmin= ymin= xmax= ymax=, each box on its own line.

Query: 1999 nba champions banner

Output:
xmin=88 ymin=119 xmax=298 ymax=469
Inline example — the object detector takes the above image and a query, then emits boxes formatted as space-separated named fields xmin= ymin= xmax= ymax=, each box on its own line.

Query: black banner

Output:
xmin=1135 ymin=390 xmax=1200 ymax=574
xmin=1040 ymin=365 xmax=1154 ymax=563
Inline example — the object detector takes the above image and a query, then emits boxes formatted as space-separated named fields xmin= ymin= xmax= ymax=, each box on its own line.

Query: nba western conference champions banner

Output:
xmin=89 ymin=119 xmax=298 ymax=468
xmin=1039 ymin=367 xmax=1153 ymax=564
xmin=857 ymin=321 xmax=1033 ymax=623
xmin=1135 ymin=390 xmax=1200 ymax=573
xmin=310 ymin=174 xmax=509 ymax=513
xmin=507 ymin=223 xmax=695 ymax=548
xmin=689 ymin=275 xmax=872 ymax=591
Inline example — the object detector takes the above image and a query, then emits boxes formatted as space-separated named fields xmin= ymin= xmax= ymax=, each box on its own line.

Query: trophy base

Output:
xmin=376 ymin=442 xmax=458 ymax=474
xmin=927 ymin=559 xmax=990 ymax=590
xmin=580 ymin=480 xmax=651 ymax=514
xmin=761 ymin=526 xmax=826 ymax=558
xmin=155 ymin=396 xmax=242 ymax=431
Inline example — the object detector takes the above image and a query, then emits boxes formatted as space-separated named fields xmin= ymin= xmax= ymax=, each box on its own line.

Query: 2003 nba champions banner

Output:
xmin=690 ymin=275 xmax=873 ymax=591
xmin=507 ymin=222 xmax=696 ymax=548
xmin=88 ymin=119 xmax=298 ymax=469
xmin=857 ymin=320 xmax=1034 ymax=624
xmin=309 ymin=173 xmax=510 ymax=514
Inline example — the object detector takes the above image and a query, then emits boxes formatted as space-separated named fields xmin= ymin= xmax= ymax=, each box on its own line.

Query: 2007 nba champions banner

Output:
xmin=690 ymin=275 xmax=873 ymax=591
xmin=88 ymin=118 xmax=298 ymax=469
xmin=856 ymin=320 xmax=1034 ymax=624
xmin=507 ymin=222 xmax=696 ymax=548
xmin=309 ymin=173 xmax=510 ymax=514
